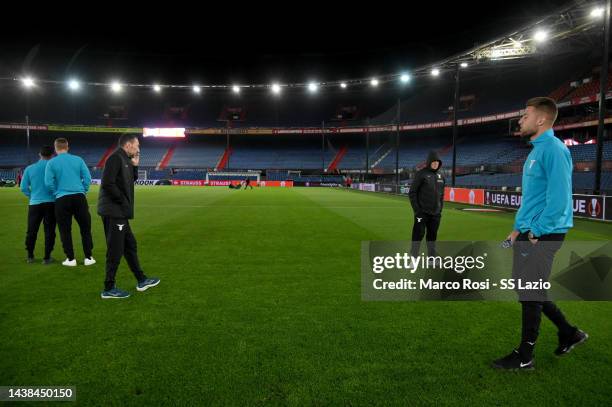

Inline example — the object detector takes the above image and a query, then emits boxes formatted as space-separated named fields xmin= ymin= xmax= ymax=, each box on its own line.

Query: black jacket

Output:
xmin=408 ymin=151 xmax=445 ymax=216
xmin=97 ymin=148 xmax=138 ymax=219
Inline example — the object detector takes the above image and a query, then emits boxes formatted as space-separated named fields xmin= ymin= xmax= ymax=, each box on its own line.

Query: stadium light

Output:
xmin=110 ymin=82 xmax=122 ymax=93
xmin=591 ymin=7 xmax=604 ymax=18
xmin=460 ymin=62 xmax=468 ymax=68
xmin=400 ymin=74 xmax=410 ymax=83
xmin=232 ymin=85 xmax=241 ymax=94
xmin=431 ymin=68 xmax=440 ymax=76
xmin=68 ymin=79 xmax=80 ymax=91
xmin=308 ymin=82 xmax=318 ymax=92
xmin=22 ymin=77 xmax=35 ymax=88
xmin=153 ymin=84 xmax=162 ymax=93
xmin=193 ymin=85 xmax=201 ymax=94
xmin=533 ymin=30 xmax=548 ymax=42
xmin=370 ymin=78 xmax=379 ymax=87
xmin=271 ymin=83 xmax=281 ymax=94
xmin=340 ymin=82 xmax=347 ymax=89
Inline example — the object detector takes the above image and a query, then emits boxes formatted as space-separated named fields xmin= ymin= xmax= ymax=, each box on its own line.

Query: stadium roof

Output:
xmin=0 ymin=0 xmax=607 ymax=128
xmin=0 ymin=0 xmax=587 ymax=87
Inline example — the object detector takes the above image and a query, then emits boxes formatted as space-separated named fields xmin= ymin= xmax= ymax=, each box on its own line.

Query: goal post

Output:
xmin=206 ymin=172 xmax=261 ymax=182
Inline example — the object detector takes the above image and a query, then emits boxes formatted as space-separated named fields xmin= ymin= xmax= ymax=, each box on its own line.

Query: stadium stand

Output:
xmin=170 ymin=138 xmax=225 ymax=168
xmin=0 ymin=61 xmax=610 ymax=193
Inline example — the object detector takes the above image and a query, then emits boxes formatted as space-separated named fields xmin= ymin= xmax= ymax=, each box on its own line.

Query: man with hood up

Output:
xmin=408 ymin=150 xmax=445 ymax=256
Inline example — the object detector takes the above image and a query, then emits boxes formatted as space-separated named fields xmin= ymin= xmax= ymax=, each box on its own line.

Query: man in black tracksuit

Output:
xmin=97 ymin=134 xmax=160 ymax=299
xmin=408 ymin=151 xmax=445 ymax=256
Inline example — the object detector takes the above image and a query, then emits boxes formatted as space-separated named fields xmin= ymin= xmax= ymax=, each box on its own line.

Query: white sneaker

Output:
xmin=62 ymin=258 xmax=77 ymax=267
xmin=84 ymin=257 xmax=96 ymax=266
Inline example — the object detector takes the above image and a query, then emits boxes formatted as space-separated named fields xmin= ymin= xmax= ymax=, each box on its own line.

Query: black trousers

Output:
xmin=102 ymin=217 xmax=146 ymax=291
xmin=411 ymin=213 xmax=441 ymax=256
xmin=55 ymin=194 xmax=93 ymax=260
xmin=25 ymin=202 xmax=56 ymax=259
xmin=513 ymin=232 xmax=575 ymax=358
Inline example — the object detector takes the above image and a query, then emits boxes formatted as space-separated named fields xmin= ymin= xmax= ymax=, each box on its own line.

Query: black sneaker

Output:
xmin=492 ymin=349 xmax=534 ymax=370
xmin=26 ymin=257 xmax=35 ymax=264
xmin=42 ymin=258 xmax=55 ymax=265
xmin=555 ymin=329 xmax=588 ymax=356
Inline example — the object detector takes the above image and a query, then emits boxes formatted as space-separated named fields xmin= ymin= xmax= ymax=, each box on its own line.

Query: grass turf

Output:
xmin=0 ymin=186 xmax=611 ymax=406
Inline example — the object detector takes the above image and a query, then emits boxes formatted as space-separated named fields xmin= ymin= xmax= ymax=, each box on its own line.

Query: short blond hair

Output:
xmin=526 ymin=97 xmax=558 ymax=124
xmin=54 ymin=138 xmax=69 ymax=150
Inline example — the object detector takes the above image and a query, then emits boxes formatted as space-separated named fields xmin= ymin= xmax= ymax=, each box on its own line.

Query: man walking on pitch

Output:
xmin=21 ymin=145 xmax=57 ymax=264
xmin=97 ymin=134 xmax=159 ymax=299
xmin=493 ymin=97 xmax=587 ymax=371
xmin=409 ymin=150 xmax=445 ymax=256
xmin=44 ymin=138 xmax=95 ymax=267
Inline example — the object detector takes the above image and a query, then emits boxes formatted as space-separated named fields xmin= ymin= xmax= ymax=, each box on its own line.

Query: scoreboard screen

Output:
xmin=143 ymin=128 xmax=186 ymax=138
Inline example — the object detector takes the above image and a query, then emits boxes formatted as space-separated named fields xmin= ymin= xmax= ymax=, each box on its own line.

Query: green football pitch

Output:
xmin=1 ymin=186 xmax=610 ymax=405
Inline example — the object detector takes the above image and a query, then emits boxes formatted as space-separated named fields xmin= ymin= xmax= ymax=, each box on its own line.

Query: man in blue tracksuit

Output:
xmin=20 ymin=145 xmax=57 ymax=264
xmin=493 ymin=97 xmax=587 ymax=371
xmin=44 ymin=138 xmax=96 ymax=267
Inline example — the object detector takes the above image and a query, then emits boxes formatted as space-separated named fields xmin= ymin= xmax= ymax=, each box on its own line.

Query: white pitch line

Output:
xmin=0 ymin=203 xmax=405 ymax=209
xmin=135 ymin=204 xmax=406 ymax=209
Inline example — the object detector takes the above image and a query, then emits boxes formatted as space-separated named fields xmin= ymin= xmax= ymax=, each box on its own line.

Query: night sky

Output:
xmin=0 ymin=1 xmax=574 ymax=87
